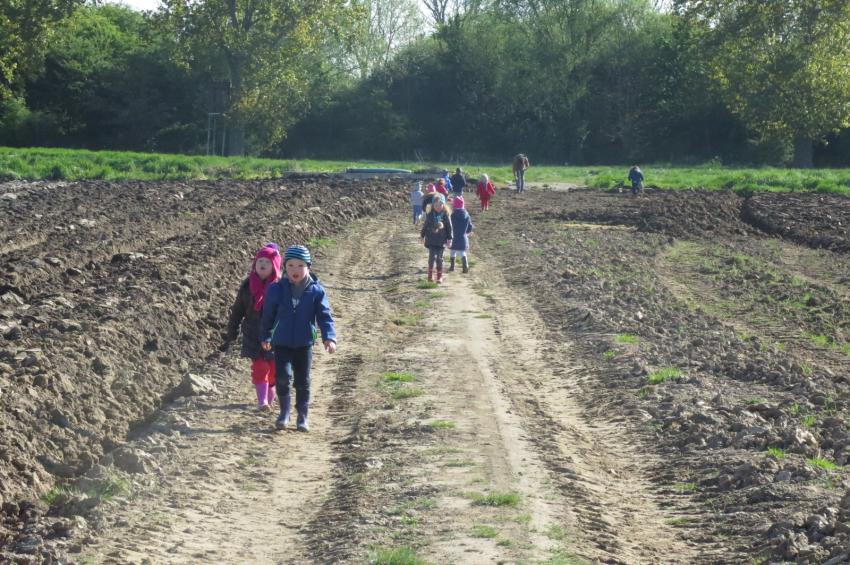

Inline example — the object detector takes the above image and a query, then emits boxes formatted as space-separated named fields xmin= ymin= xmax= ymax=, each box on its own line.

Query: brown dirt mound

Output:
xmin=744 ymin=192 xmax=850 ymax=252
xmin=546 ymin=189 xmax=757 ymax=239
xmin=0 ymin=178 xmax=406 ymax=549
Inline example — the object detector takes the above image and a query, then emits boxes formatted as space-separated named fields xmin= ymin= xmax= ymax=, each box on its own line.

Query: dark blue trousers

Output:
xmin=274 ymin=345 xmax=313 ymax=412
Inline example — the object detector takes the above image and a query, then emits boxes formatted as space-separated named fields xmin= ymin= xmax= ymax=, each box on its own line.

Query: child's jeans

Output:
xmin=274 ymin=345 xmax=313 ymax=413
xmin=412 ymin=204 xmax=423 ymax=224
xmin=428 ymin=246 xmax=445 ymax=270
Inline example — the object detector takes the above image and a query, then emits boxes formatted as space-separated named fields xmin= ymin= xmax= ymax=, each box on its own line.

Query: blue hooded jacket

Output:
xmin=260 ymin=277 xmax=336 ymax=347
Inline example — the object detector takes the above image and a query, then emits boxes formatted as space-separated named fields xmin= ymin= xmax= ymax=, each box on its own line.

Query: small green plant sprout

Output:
xmin=390 ymin=312 xmax=422 ymax=326
xmin=647 ymin=367 xmax=682 ymax=385
xmin=416 ymin=280 xmax=438 ymax=289
xmin=637 ymin=387 xmax=651 ymax=399
xmin=665 ymin=517 xmax=691 ymax=527
xmin=497 ymin=240 xmax=510 ymax=247
xmin=544 ymin=523 xmax=567 ymax=541
xmin=471 ymin=524 xmax=499 ymax=538
xmin=603 ymin=349 xmax=616 ymax=360
xmin=474 ymin=313 xmax=494 ymax=319
xmin=531 ymin=248 xmax=544 ymax=256
xmin=444 ymin=459 xmax=474 ymax=467
xmin=615 ymin=334 xmax=639 ymax=345
xmin=790 ymin=403 xmax=803 ymax=416
xmin=807 ymin=457 xmax=839 ymax=471
xmin=800 ymin=362 xmax=814 ymax=377
xmin=674 ymin=482 xmax=698 ymax=493
xmin=802 ymin=414 xmax=817 ymax=428
xmin=392 ymin=387 xmax=424 ymax=400
xmin=368 ymin=546 xmax=428 ymax=565
xmin=307 ymin=237 xmax=336 ymax=249
xmin=745 ymin=398 xmax=765 ymax=406
xmin=383 ymin=371 xmax=415 ymax=383
xmin=766 ymin=447 xmax=786 ymax=459
xmin=427 ymin=419 xmax=456 ymax=430
xmin=809 ymin=334 xmax=831 ymax=348
xmin=468 ymin=491 xmax=521 ymax=507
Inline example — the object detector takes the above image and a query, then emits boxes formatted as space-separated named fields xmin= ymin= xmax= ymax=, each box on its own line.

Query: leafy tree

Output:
xmin=158 ymin=0 xmax=358 ymax=155
xmin=350 ymin=0 xmax=425 ymax=79
xmin=0 ymin=0 xmax=83 ymax=100
xmin=675 ymin=0 xmax=850 ymax=167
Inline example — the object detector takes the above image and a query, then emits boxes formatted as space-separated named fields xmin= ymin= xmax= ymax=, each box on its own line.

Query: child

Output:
xmin=260 ymin=245 xmax=337 ymax=432
xmin=422 ymin=184 xmax=437 ymax=211
xmin=435 ymin=178 xmax=449 ymax=196
xmin=224 ymin=243 xmax=282 ymax=410
xmin=410 ymin=181 xmax=424 ymax=225
xmin=449 ymin=196 xmax=474 ymax=274
xmin=628 ymin=165 xmax=644 ymax=196
xmin=450 ymin=167 xmax=466 ymax=196
xmin=476 ymin=174 xmax=496 ymax=211
xmin=420 ymin=194 xmax=453 ymax=284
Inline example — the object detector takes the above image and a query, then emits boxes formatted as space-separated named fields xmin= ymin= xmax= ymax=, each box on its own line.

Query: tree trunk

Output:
xmin=792 ymin=136 xmax=813 ymax=168
xmin=225 ymin=52 xmax=246 ymax=156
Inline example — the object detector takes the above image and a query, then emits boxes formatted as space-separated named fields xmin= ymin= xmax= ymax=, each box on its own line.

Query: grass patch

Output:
xmin=416 ymin=280 xmax=438 ymax=289
xmin=444 ymin=459 xmax=474 ymax=467
xmin=382 ymin=371 xmax=415 ymax=383
xmin=414 ymin=300 xmax=429 ymax=309
xmin=766 ymin=447 xmax=786 ymax=459
xmin=807 ymin=457 xmax=839 ymax=471
xmin=307 ymin=237 xmax=336 ymax=249
xmin=674 ymin=482 xmax=698 ymax=493
xmin=5 ymin=149 xmax=850 ymax=195
xmin=802 ymin=414 xmax=817 ymax=428
xmin=496 ymin=539 xmax=516 ymax=548
xmin=369 ymin=547 xmax=428 ymax=565
xmin=427 ymin=419 xmax=456 ymax=430
xmin=647 ymin=367 xmax=682 ymax=385
xmin=391 ymin=312 xmax=423 ymax=326
xmin=471 ymin=524 xmax=499 ymax=538
xmin=427 ymin=290 xmax=448 ymax=298
xmin=468 ymin=491 xmax=521 ymax=507
xmin=392 ymin=387 xmax=424 ymax=400
xmin=615 ymin=334 xmax=639 ymax=345
xmin=665 ymin=517 xmax=692 ymax=526
xmin=473 ymin=313 xmax=493 ymax=319
xmin=603 ymin=349 xmax=616 ymax=360
xmin=544 ymin=523 xmax=567 ymax=541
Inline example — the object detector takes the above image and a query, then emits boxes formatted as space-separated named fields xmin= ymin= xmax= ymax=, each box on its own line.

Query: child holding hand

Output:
xmin=260 ymin=245 xmax=336 ymax=432
xmin=224 ymin=243 xmax=282 ymax=410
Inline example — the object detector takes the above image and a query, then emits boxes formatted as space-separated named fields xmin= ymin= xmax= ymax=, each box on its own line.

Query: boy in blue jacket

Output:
xmin=260 ymin=245 xmax=337 ymax=432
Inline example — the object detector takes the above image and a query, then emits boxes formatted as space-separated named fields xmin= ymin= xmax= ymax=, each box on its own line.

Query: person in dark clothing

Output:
xmin=420 ymin=194 xmax=453 ymax=284
xmin=449 ymin=196 xmax=474 ymax=274
xmin=224 ymin=243 xmax=282 ymax=410
xmin=260 ymin=245 xmax=336 ymax=432
xmin=450 ymin=167 xmax=466 ymax=196
xmin=628 ymin=165 xmax=645 ymax=196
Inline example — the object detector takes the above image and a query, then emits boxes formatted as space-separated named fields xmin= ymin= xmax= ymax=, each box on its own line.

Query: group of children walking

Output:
xmin=410 ymin=169 xmax=496 ymax=284
xmin=223 ymin=167 xmax=505 ymax=432
xmin=225 ymin=243 xmax=336 ymax=432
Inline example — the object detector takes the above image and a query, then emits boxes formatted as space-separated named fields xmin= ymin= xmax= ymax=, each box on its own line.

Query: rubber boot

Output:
xmin=296 ymin=404 xmax=309 ymax=432
xmin=427 ymin=269 xmax=433 ymax=282
xmin=449 ymin=257 xmax=455 ymax=272
xmin=462 ymin=256 xmax=469 ymax=274
xmin=436 ymin=270 xmax=444 ymax=284
xmin=276 ymin=392 xmax=291 ymax=429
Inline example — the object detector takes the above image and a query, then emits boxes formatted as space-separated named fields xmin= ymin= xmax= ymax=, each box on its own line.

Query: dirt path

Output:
xmin=76 ymin=212 xmax=700 ymax=564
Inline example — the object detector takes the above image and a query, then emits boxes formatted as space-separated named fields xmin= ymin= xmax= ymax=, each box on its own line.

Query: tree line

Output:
xmin=1 ymin=0 xmax=849 ymax=167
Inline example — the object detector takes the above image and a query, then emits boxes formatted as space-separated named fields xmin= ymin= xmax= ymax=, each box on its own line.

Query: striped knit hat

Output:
xmin=284 ymin=244 xmax=311 ymax=266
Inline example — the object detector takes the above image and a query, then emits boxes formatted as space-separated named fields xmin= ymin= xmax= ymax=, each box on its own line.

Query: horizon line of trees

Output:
xmin=1 ymin=0 xmax=850 ymax=167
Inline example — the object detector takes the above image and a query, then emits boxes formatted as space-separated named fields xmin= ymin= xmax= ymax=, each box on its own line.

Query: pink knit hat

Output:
xmin=453 ymin=195 xmax=465 ymax=209
xmin=426 ymin=184 xmax=436 ymax=193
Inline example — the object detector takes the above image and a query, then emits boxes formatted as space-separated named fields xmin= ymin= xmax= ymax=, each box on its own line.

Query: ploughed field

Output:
xmin=1 ymin=179 xmax=850 ymax=564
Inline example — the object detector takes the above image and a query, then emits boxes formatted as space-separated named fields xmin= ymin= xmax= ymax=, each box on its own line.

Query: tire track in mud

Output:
xmin=467 ymin=259 xmax=704 ymax=564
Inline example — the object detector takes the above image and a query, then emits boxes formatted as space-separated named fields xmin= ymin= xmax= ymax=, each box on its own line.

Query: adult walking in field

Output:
xmin=450 ymin=168 xmax=466 ymax=196
xmin=628 ymin=165 xmax=644 ymax=196
xmin=512 ymin=153 xmax=530 ymax=193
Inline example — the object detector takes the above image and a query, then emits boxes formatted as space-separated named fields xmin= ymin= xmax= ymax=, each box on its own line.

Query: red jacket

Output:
xmin=436 ymin=184 xmax=449 ymax=196
xmin=476 ymin=181 xmax=495 ymax=199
